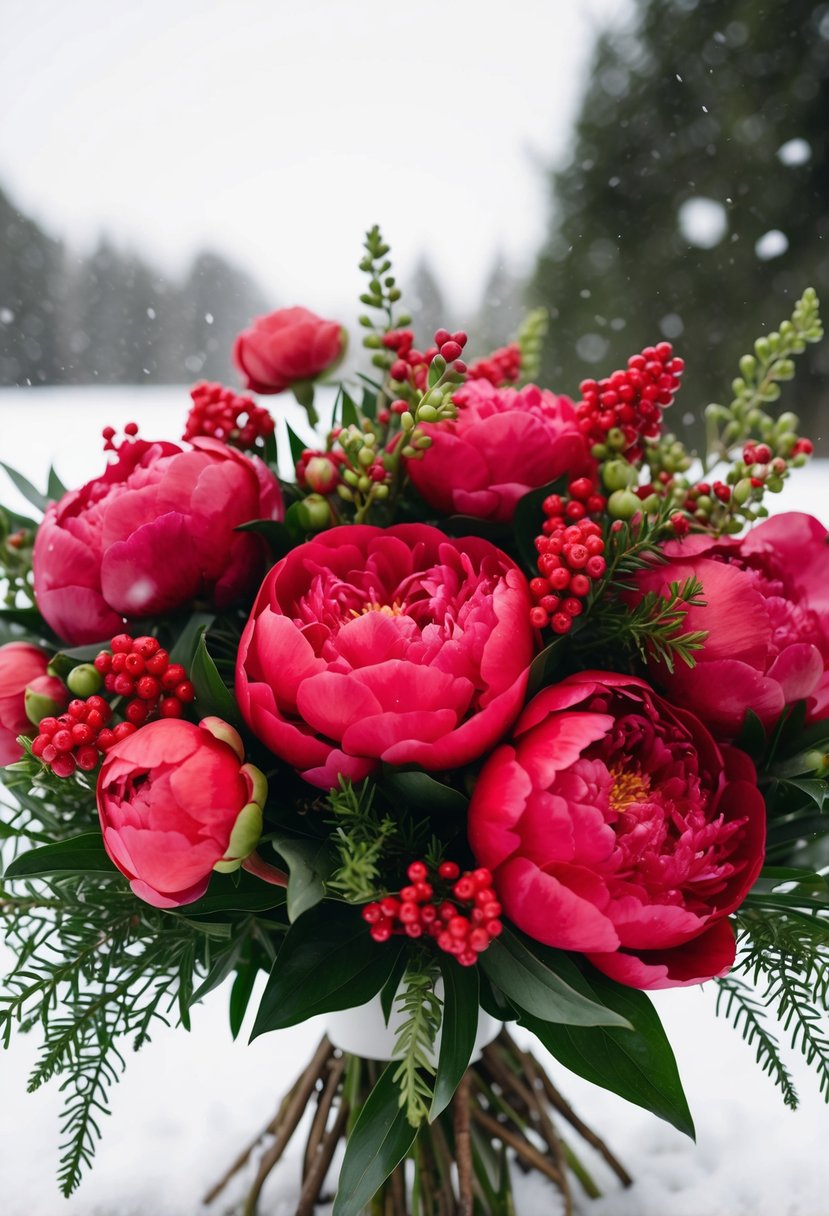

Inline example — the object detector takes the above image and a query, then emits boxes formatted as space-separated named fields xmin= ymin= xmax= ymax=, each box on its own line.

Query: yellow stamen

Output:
xmin=350 ymin=599 xmax=403 ymax=618
xmin=609 ymin=765 xmax=652 ymax=811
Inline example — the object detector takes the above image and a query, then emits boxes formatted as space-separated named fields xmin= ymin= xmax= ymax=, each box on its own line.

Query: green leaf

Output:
xmin=285 ymin=421 xmax=307 ymax=467
xmin=783 ymin=777 xmax=828 ymax=811
xmin=190 ymin=936 xmax=247 ymax=1005
xmin=47 ymin=642 xmax=110 ymax=680
xmin=734 ymin=708 xmax=767 ymax=761
xmin=480 ymin=928 xmax=630 ymax=1028
xmin=191 ymin=633 xmax=240 ymax=725
xmin=527 ymin=637 xmax=567 ymax=697
xmin=168 ymin=611 xmax=216 ymax=668
xmin=229 ymin=959 xmax=260 ymax=1040
xmin=175 ymin=869 xmax=286 ymax=916
xmin=3 ymin=832 xmax=116 ymax=880
xmin=271 ymin=833 xmax=333 ymax=922
xmin=518 ymin=966 xmax=694 ymax=1138
xmin=380 ymin=769 xmax=468 ymax=817
xmin=0 ymin=462 xmax=49 ymax=514
xmin=333 ymin=1062 xmax=418 ymax=1216
xmin=513 ymin=477 xmax=567 ymax=574
xmin=379 ymin=948 xmax=409 ymax=1025
xmin=47 ymin=466 xmax=68 ymax=501
xmin=234 ymin=518 xmax=296 ymax=559
xmin=430 ymin=957 xmax=479 ymax=1120
xmin=251 ymin=903 xmax=405 ymax=1037
xmin=339 ymin=389 xmax=360 ymax=430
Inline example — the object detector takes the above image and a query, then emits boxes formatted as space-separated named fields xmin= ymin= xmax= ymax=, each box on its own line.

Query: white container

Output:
xmin=324 ymin=980 xmax=500 ymax=1063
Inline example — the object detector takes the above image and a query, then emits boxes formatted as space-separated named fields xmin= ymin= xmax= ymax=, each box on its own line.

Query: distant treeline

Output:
xmin=0 ymin=185 xmax=269 ymax=388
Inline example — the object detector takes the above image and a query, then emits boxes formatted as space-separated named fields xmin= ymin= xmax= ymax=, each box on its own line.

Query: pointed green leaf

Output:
xmin=333 ymin=1062 xmax=418 ymax=1216
xmin=429 ymin=957 xmax=479 ymax=1120
xmin=251 ymin=903 xmax=405 ymax=1037
xmin=191 ymin=633 xmax=240 ymax=725
xmin=169 ymin=611 xmax=216 ymax=668
xmin=3 ymin=832 xmax=115 ymax=879
xmin=234 ymin=518 xmax=296 ymax=558
xmin=380 ymin=769 xmax=468 ymax=817
xmin=0 ymin=462 xmax=49 ymax=513
xmin=518 ymin=965 xmax=694 ymax=1138
xmin=285 ymin=421 xmax=307 ymax=467
xmin=480 ymin=928 xmax=630 ymax=1028
xmin=271 ymin=833 xmax=333 ymax=922
xmin=229 ymin=959 xmax=260 ymax=1039
xmin=47 ymin=466 xmax=68 ymax=501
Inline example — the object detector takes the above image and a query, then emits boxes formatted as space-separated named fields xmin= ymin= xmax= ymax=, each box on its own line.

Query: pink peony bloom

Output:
xmin=636 ymin=513 xmax=829 ymax=737
xmin=0 ymin=643 xmax=65 ymax=765
xmin=468 ymin=671 xmax=766 ymax=989
xmin=236 ymin=524 xmax=537 ymax=789
xmin=97 ymin=717 xmax=267 ymax=908
xmin=233 ymin=306 xmax=345 ymax=396
xmin=33 ymin=437 xmax=283 ymax=646
xmin=405 ymin=379 xmax=591 ymax=522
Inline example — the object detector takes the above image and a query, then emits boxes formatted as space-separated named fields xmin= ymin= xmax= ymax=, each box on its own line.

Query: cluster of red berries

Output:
xmin=383 ymin=328 xmax=468 ymax=390
xmin=32 ymin=697 xmax=135 ymax=778
xmin=362 ymin=860 xmax=503 ymax=967
xmin=576 ymin=343 xmax=684 ymax=461
xmin=93 ymin=634 xmax=195 ymax=726
xmin=183 ymin=382 xmax=275 ymax=450
xmin=102 ymin=421 xmax=140 ymax=451
xmin=529 ymin=476 xmax=608 ymax=632
xmin=467 ymin=343 xmax=522 ymax=387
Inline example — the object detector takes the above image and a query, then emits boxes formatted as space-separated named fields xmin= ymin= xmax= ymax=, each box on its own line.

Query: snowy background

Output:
xmin=0 ymin=387 xmax=827 ymax=1214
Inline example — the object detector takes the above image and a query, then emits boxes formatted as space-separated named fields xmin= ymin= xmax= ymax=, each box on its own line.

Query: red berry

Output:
xmin=407 ymin=860 xmax=428 ymax=883
xmin=160 ymin=697 xmax=183 ymax=718
xmin=51 ymin=752 xmax=77 ymax=778
xmin=111 ymin=633 xmax=133 ymax=653
xmin=76 ymin=746 xmax=99 ymax=772
xmin=438 ymin=861 xmax=460 ymax=880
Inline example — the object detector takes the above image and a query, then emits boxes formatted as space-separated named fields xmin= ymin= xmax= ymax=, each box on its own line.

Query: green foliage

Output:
xmin=391 ymin=961 xmax=442 ymax=1127
xmin=0 ymin=876 xmax=211 ymax=1196
xmin=715 ymin=975 xmax=799 ymax=1108
xmin=332 ymin=1060 xmax=418 ymax=1216
xmin=514 ymin=306 xmax=548 ymax=385
xmin=326 ymin=779 xmax=398 ymax=903
xmin=583 ymin=576 xmax=709 ymax=674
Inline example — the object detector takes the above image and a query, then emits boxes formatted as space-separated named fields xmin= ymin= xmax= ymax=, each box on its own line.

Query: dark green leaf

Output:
xmin=47 ymin=642 xmax=111 ymax=680
xmin=734 ymin=708 xmax=766 ymax=762
xmin=513 ymin=477 xmax=567 ymax=573
xmin=430 ymin=957 xmax=479 ymax=1120
xmin=0 ymin=502 xmax=37 ymax=532
xmin=480 ymin=928 xmax=630 ymax=1028
xmin=380 ymin=769 xmax=468 ymax=817
xmin=235 ymin=518 xmax=296 ymax=559
xmin=262 ymin=428 xmax=278 ymax=468
xmin=4 ymin=832 xmax=116 ymax=879
xmin=783 ymin=777 xmax=828 ymax=811
xmin=190 ymin=936 xmax=247 ymax=1005
xmin=519 ymin=965 xmax=694 ymax=1138
xmin=169 ymin=611 xmax=216 ymax=668
xmin=176 ymin=869 xmax=286 ymax=916
xmin=0 ymin=462 xmax=49 ymax=513
xmin=0 ymin=606 xmax=49 ymax=632
xmin=285 ymin=421 xmax=307 ymax=467
xmin=360 ymin=387 xmax=378 ymax=422
xmin=437 ymin=515 xmax=513 ymax=544
xmin=271 ymin=833 xmax=334 ymax=922
xmin=333 ymin=1062 xmax=418 ymax=1216
xmin=527 ymin=638 xmax=567 ymax=697
xmin=251 ymin=903 xmax=404 ymax=1037
xmin=47 ymin=466 xmax=68 ymax=501
xmin=229 ymin=959 xmax=260 ymax=1039
xmin=379 ymin=948 xmax=410 ymax=1025
xmin=191 ymin=633 xmax=240 ymax=725
xmin=339 ymin=389 xmax=360 ymax=430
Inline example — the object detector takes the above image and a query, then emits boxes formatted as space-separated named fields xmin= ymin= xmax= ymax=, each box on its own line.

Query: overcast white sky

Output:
xmin=1 ymin=0 xmax=629 ymax=315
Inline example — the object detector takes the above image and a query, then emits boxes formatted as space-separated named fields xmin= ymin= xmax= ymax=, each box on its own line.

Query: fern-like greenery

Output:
xmin=717 ymin=901 xmax=829 ymax=1109
xmin=326 ymin=779 xmax=398 ymax=903
xmin=0 ymin=873 xmax=211 ymax=1195
xmin=578 ymin=573 xmax=708 ymax=673
xmin=391 ymin=961 xmax=442 ymax=1128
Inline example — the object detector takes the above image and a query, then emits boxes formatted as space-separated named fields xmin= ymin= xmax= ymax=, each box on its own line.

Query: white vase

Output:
xmin=324 ymin=980 xmax=500 ymax=1063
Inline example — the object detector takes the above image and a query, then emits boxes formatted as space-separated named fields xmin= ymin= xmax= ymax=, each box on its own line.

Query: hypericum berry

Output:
xmin=528 ymin=483 xmax=607 ymax=630
xmin=576 ymin=342 xmax=683 ymax=460
xmin=466 ymin=342 xmax=522 ymax=387
xmin=183 ymin=382 xmax=275 ymax=451
xmin=361 ymin=859 xmax=503 ymax=965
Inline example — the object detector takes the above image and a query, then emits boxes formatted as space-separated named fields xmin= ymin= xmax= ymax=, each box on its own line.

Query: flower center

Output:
xmin=351 ymin=599 xmax=403 ymax=618
xmin=608 ymin=764 xmax=652 ymax=811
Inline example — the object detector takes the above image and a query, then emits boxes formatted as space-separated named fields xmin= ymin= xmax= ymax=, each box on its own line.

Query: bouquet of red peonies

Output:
xmin=1 ymin=226 xmax=828 ymax=1215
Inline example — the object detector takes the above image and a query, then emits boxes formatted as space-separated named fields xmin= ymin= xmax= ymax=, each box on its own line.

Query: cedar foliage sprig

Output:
xmin=580 ymin=576 xmax=708 ymax=674
xmin=326 ymin=779 xmax=397 ymax=904
xmin=391 ymin=961 xmax=442 ymax=1127
xmin=0 ymin=875 xmax=209 ymax=1196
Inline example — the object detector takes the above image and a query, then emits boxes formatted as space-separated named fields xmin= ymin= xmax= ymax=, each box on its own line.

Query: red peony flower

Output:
xmin=468 ymin=671 xmax=766 ymax=989
xmin=97 ymin=717 xmax=267 ymax=908
xmin=233 ymin=306 xmax=345 ymax=396
xmin=405 ymin=379 xmax=591 ymax=522
xmin=636 ymin=512 xmax=829 ymax=737
xmin=236 ymin=524 xmax=537 ymax=789
xmin=33 ymin=437 xmax=283 ymax=646
xmin=0 ymin=642 xmax=65 ymax=765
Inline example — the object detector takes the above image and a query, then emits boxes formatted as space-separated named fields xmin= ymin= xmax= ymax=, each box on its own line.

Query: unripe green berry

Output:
xmin=607 ymin=489 xmax=641 ymax=519
xmin=357 ymin=447 xmax=374 ymax=467
xmin=401 ymin=412 xmax=415 ymax=431
xmin=732 ymin=479 xmax=753 ymax=505
xmin=723 ymin=519 xmax=744 ymax=534
xmin=336 ymin=485 xmax=354 ymax=502
xmin=66 ymin=664 xmax=103 ymax=697
xmin=606 ymin=427 xmax=626 ymax=451
xmin=418 ymin=404 xmax=439 ymax=422
xmin=373 ymin=484 xmax=389 ymax=500
xmin=343 ymin=468 xmax=359 ymax=487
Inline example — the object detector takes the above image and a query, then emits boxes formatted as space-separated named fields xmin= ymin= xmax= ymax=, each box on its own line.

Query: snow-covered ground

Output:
xmin=0 ymin=385 xmax=828 ymax=1215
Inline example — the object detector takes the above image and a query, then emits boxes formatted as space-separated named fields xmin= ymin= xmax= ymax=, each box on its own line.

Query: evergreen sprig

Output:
xmin=715 ymin=975 xmax=799 ymax=1108
xmin=0 ymin=875 xmax=208 ymax=1195
xmin=579 ymin=575 xmax=707 ymax=674
xmin=391 ymin=962 xmax=442 ymax=1127
xmin=326 ymin=779 xmax=397 ymax=903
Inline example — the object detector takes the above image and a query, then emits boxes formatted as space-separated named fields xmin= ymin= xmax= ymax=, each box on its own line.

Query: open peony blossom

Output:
xmin=33 ymin=437 xmax=283 ymax=646
xmin=636 ymin=512 xmax=829 ymax=737
xmin=97 ymin=717 xmax=267 ymax=908
xmin=236 ymin=523 xmax=536 ymax=788
xmin=468 ymin=671 xmax=766 ymax=989
xmin=405 ymin=379 xmax=591 ymax=522
xmin=0 ymin=642 xmax=65 ymax=765
xmin=233 ymin=306 xmax=345 ymax=396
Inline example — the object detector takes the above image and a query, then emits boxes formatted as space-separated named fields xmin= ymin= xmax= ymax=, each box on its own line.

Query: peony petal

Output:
xmin=496 ymin=856 xmax=619 ymax=952
xmin=467 ymin=746 xmax=532 ymax=870
xmin=101 ymin=512 xmax=203 ymax=616
xmin=588 ymin=918 xmax=736 ymax=990
xmin=296 ymin=671 xmax=382 ymax=740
